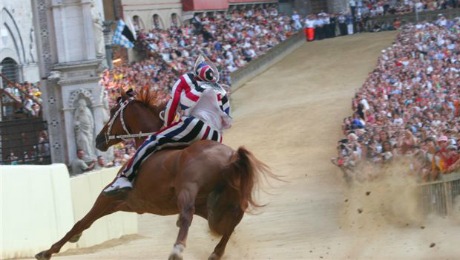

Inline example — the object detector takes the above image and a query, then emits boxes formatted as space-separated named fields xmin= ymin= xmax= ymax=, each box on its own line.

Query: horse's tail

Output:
xmin=206 ymin=146 xmax=279 ymax=235
xmin=225 ymin=146 xmax=276 ymax=212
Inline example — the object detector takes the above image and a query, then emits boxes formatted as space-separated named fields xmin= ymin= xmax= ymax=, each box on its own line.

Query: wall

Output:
xmin=69 ymin=167 xmax=137 ymax=248
xmin=122 ymin=0 xmax=183 ymax=30
xmin=230 ymin=32 xmax=304 ymax=92
xmin=0 ymin=164 xmax=137 ymax=259
xmin=183 ymin=0 xmax=228 ymax=11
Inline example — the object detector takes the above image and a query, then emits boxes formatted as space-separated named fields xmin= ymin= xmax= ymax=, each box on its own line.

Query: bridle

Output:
xmin=104 ymin=97 xmax=156 ymax=143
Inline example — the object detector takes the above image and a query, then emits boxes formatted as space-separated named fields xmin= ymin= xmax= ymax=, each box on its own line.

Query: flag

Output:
xmin=112 ymin=19 xmax=135 ymax=48
xmin=126 ymin=17 xmax=138 ymax=42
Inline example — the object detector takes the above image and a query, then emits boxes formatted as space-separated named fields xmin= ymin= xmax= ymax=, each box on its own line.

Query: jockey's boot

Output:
xmin=103 ymin=176 xmax=132 ymax=196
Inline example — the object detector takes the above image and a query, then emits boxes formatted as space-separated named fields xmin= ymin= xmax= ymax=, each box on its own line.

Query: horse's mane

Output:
xmin=122 ymin=87 xmax=167 ymax=113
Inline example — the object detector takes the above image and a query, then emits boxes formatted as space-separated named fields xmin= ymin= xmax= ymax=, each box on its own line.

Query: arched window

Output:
xmin=132 ymin=15 xmax=144 ymax=32
xmin=152 ymin=14 xmax=163 ymax=29
xmin=1 ymin=58 xmax=19 ymax=87
xmin=171 ymin=13 xmax=180 ymax=27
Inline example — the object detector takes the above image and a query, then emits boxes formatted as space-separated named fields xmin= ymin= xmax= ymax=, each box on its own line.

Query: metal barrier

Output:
xmin=0 ymin=118 xmax=51 ymax=165
xmin=419 ymin=172 xmax=460 ymax=217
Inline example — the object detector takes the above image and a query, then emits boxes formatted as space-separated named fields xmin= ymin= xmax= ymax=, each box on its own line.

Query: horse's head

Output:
xmin=95 ymin=88 xmax=166 ymax=151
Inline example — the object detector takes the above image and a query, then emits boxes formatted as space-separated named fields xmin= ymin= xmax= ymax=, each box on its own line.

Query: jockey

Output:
xmin=103 ymin=54 xmax=232 ymax=195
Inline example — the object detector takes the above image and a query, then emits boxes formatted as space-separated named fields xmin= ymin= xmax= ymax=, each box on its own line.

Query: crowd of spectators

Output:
xmin=1 ymin=79 xmax=42 ymax=117
xmin=99 ymin=58 xmax=173 ymax=106
xmin=3 ymin=129 xmax=50 ymax=165
xmin=332 ymin=15 xmax=460 ymax=183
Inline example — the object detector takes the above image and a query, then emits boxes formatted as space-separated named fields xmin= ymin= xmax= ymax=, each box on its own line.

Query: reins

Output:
xmin=105 ymin=97 xmax=157 ymax=143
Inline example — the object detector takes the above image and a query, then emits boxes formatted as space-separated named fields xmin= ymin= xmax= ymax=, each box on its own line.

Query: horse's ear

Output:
xmin=120 ymin=87 xmax=128 ymax=100
xmin=126 ymin=88 xmax=135 ymax=97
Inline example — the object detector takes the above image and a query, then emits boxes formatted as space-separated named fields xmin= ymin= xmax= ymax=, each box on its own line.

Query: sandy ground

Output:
xmin=36 ymin=31 xmax=460 ymax=260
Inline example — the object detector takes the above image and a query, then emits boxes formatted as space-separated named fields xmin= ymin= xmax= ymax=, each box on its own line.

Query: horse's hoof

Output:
xmin=208 ymin=253 xmax=221 ymax=260
xmin=35 ymin=251 xmax=50 ymax=260
xmin=69 ymin=232 xmax=82 ymax=243
xmin=168 ymin=253 xmax=183 ymax=260
xmin=168 ymin=244 xmax=184 ymax=260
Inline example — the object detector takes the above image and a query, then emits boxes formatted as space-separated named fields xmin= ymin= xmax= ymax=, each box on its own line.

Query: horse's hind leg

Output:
xmin=208 ymin=208 xmax=244 ymax=260
xmin=35 ymin=194 xmax=126 ymax=260
xmin=169 ymin=186 xmax=198 ymax=260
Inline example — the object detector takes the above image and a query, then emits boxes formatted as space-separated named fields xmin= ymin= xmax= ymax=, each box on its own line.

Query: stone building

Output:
xmin=0 ymin=1 xmax=40 ymax=87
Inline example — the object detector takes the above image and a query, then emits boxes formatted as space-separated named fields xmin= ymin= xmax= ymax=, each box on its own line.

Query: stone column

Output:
xmin=0 ymin=65 xmax=3 ymax=90
xmin=32 ymin=0 xmax=106 ymax=165
xmin=40 ymin=76 xmax=66 ymax=163
xmin=32 ymin=0 xmax=67 ymax=163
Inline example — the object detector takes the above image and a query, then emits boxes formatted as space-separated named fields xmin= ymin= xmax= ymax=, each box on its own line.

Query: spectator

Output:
xmin=112 ymin=149 xmax=127 ymax=167
xmin=291 ymin=10 xmax=302 ymax=31
xmin=6 ymin=152 xmax=19 ymax=165
xmin=392 ymin=18 xmax=402 ymax=30
xmin=444 ymin=144 xmax=460 ymax=173
xmin=418 ymin=137 xmax=438 ymax=181
xmin=397 ymin=127 xmax=418 ymax=155
xmin=37 ymin=130 xmax=50 ymax=162
xmin=435 ymin=135 xmax=450 ymax=174
xmin=94 ymin=155 xmax=113 ymax=170
xmin=380 ymin=140 xmax=394 ymax=164
xmin=337 ymin=12 xmax=348 ymax=36
xmin=70 ymin=149 xmax=96 ymax=176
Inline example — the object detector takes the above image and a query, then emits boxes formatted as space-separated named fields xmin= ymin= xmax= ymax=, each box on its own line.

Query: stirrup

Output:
xmin=103 ymin=177 xmax=133 ymax=196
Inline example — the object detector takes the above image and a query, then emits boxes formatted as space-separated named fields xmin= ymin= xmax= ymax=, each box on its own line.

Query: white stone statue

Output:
xmin=74 ymin=98 xmax=96 ymax=159
xmin=91 ymin=3 xmax=105 ymax=58
xmin=101 ymin=89 xmax=110 ymax=122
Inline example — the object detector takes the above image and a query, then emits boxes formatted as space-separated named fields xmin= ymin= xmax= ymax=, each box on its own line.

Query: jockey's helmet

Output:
xmin=193 ymin=54 xmax=219 ymax=82
xmin=195 ymin=62 xmax=217 ymax=82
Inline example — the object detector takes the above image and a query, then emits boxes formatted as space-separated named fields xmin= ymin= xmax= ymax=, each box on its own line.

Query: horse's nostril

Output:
xmin=95 ymin=135 xmax=106 ymax=150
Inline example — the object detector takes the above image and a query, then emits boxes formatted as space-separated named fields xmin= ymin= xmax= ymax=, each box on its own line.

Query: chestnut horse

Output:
xmin=35 ymin=88 xmax=276 ymax=260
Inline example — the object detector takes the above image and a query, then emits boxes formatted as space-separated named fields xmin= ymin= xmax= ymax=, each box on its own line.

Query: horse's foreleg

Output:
xmin=168 ymin=187 xmax=198 ymax=260
xmin=35 ymin=195 xmax=125 ymax=260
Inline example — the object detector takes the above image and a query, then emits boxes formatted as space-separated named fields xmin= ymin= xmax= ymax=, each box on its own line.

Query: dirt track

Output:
xmin=47 ymin=31 xmax=460 ymax=260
